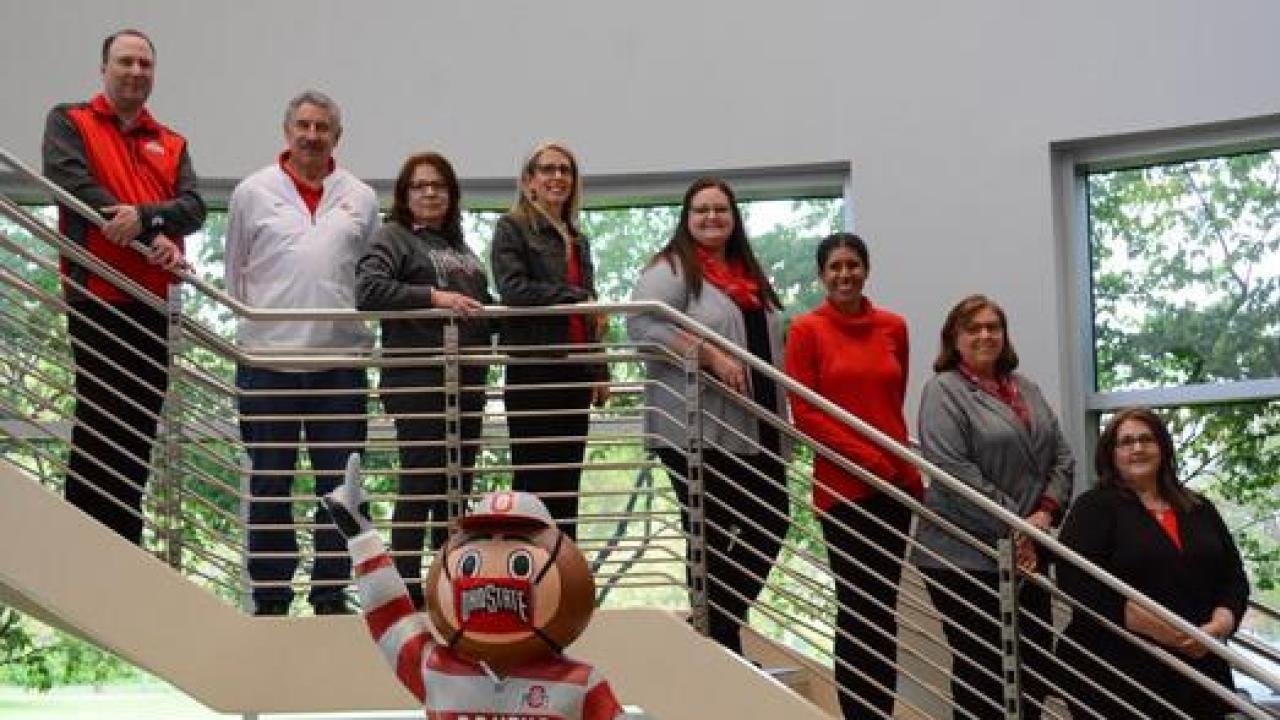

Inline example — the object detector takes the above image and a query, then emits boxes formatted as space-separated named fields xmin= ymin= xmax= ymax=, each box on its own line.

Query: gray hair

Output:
xmin=283 ymin=89 xmax=342 ymax=130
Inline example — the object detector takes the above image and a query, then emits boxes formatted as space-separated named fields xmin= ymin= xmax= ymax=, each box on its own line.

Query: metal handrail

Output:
xmin=1238 ymin=633 xmax=1280 ymax=672
xmin=1251 ymin=597 xmax=1280 ymax=624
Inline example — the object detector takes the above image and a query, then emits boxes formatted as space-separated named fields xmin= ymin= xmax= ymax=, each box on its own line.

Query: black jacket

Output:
xmin=489 ymin=213 xmax=603 ymax=372
xmin=356 ymin=221 xmax=493 ymax=383
xmin=1055 ymin=485 xmax=1249 ymax=719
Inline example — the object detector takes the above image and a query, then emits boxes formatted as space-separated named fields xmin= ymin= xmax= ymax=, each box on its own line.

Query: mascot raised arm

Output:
xmin=323 ymin=453 xmax=623 ymax=719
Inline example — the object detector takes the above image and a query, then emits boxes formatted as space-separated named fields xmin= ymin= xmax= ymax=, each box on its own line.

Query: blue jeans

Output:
xmin=237 ymin=366 xmax=368 ymax=609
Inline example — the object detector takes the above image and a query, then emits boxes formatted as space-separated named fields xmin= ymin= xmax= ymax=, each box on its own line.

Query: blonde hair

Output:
xmin=509 ymin=140 xmax=584 ymax=237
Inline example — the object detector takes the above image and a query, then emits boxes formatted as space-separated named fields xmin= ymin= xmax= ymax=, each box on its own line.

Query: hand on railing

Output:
xmin=100 ymin=204 xmax=143 ymax=245
xmin=321 ymin=453 xmax=374 ymax=539
xmin=1125 ymin=601 xmax=1236 ymax=660
xmin=706 ymin=345 xmax=749 ymax=395
xmin=591 ymin=382 xmax=611 ymax=407
xmin=1013 ymin=531 xmax=1039 ymax=573
xmin=1192 ymin=608 xmax=1237 ymax=652
xmin=0 ymin=146 xmax=195 ymax=277
xmin=143 ymin=236 xmax=188 ymax=273
xmin=1014 ymin=508 xmax=1054 ymax=573
xmin=431 ymin=289 xmax=483 ymax=316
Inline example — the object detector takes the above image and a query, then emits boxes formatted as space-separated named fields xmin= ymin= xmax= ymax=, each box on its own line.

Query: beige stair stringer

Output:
xmin=0 ymin=461 xmax=829 ymax=719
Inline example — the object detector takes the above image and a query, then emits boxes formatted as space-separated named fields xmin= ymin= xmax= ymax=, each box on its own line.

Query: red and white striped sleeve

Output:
xmin=581 ymin=668 xmax=624 ymax=720
xmin=348 ymin=530 xmax=430 ymax=703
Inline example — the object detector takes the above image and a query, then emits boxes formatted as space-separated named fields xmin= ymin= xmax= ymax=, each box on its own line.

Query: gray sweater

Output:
xmin=626 ymin=256 xmax=787 ymax=455
xmin=913 ymin=369 xmax=1075 ymax=572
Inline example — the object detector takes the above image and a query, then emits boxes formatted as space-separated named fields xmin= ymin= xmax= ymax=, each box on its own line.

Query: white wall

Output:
xmin=3 ymin=0 xmax=1280 ymax=427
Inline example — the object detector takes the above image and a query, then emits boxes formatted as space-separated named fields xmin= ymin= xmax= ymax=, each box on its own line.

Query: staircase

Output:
xmin=0 ymin=460 xmax=826 ymax=718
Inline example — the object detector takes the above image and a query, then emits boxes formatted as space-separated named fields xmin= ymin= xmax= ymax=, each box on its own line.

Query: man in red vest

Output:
xmin=42 ymin=28 xmax=205 ymax=544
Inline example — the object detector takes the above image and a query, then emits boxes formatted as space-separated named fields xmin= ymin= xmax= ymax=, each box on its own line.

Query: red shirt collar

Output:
xmin=89 ymin=93 xmax=159 ymax=132
xmin=277 ymin=150 xmax=335 ymax=190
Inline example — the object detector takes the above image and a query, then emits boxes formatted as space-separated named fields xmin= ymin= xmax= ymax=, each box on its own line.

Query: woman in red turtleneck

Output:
xmin=784 ymin=233 xmax=922 ymax=720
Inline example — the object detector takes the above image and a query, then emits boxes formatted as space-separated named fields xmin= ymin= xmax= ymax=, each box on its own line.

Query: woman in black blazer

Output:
xmin=489 ymin=141 xmax=608 ymax=540
xmin=1057 ymin=407 xmax=1249 ymax=720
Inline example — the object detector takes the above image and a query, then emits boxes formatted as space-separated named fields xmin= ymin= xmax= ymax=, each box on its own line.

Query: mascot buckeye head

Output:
xmin=425 ymin=491 xmax=595 ymax=675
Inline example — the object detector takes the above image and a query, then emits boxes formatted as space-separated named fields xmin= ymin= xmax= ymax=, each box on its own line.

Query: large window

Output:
xmin=1088 ymin=150 xmax=1280 ymax=392
xmin=1079 ymin=143 xmax=1280 ymax=606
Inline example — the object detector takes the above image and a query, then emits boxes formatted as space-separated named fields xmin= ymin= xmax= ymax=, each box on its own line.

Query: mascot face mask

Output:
xmin=445 ymin=534 xmax=561 ymax=637
xmin=425 ymin=492 xmax=594 ymax=674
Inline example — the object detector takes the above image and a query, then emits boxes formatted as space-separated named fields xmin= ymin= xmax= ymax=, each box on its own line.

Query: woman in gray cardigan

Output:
xmin=914 ymin=294 xmax=1074 ymax=720
xmin=626 ymin=177 xmax=788 ymax=656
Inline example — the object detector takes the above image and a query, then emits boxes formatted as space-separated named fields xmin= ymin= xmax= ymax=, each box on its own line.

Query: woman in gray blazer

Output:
xmin=626 ymin=177 xmax=788 ymax=656
xmin=914 ymin=294 xmax=1075 ymax=720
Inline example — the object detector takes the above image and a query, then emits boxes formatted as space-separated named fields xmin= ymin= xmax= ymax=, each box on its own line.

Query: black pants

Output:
xmin=923 ymin=566 xmax=1054 ymax=720
xmin=821 ymin=495 xmax=913 ymax=719
xmin=503 ymin=362 xmax=593 ymax=540
xmin=656 ymin=446 xmax=789 ymax=655
xmin=237 ymin=366 xmax=367 ymax=610
xmin=383 ymin=365 xmax=487 ymax=608
xmin=65 ymin=300 xmax=168 ymax=545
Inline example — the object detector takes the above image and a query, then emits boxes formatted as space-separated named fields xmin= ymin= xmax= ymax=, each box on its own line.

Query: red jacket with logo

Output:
xmin=42 ymin=93 xmax=205 ymax=302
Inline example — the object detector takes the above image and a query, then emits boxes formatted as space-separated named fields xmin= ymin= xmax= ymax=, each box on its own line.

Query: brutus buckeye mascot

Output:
xmin=323 ymin=454 xmax=623 ymax=720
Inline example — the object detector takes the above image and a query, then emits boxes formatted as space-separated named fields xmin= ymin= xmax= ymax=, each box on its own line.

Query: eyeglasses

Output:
xmin=408 ymin=180 xmax=449 ymax=194
xmin=690 ymin=204 xmax=732 ymax=216
xmin=963 ymin=321 xmax=1003 ymax=335
xmin=1116 ymin=433 xmax=1158 ymax=450
xmin=534 ymin=163 xmax=573 ymax=177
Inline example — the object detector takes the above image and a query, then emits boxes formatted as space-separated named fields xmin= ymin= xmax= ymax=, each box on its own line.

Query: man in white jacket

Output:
xmin=224 ymin=90 xmax=379 ymax=616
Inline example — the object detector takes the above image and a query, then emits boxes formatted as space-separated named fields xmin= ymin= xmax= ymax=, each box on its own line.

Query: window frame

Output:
xmin=1052 ymin=113 xmax=1280 ymax=474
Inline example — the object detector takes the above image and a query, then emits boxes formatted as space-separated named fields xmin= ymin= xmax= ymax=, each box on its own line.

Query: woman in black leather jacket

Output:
xmin=489 ymin=141 xmax=608 ymax=541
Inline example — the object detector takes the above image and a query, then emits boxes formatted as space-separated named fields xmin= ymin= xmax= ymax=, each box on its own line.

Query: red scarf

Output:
xmin=958 ymin=363 xmax=1032 ymax=429
xmin=695 ymin=245 xmax=763 ymax=310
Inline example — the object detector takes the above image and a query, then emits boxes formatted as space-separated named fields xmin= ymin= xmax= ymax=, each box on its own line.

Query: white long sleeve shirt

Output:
xmin=224 ymin=163 xmax=378 ymax=351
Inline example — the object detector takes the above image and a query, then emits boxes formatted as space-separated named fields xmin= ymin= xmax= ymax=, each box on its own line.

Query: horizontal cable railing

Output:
xmin=2 ymin=146 xmax=1278 ymax=718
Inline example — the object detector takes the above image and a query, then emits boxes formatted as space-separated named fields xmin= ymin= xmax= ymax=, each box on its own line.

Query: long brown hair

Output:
xmin=649 ymin=177 xmax=781 ymax=309
xmin=1095 ymin=407 xmax=1199 ymax=512
xmin=933 ymin=294 xmax=1019 ymax=375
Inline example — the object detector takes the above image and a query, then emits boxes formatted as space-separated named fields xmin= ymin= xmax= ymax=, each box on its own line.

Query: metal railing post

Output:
xmin=443 ymin=322 xmax=464 ymax=534
xmin=997 ymin=537 xmax=1024 ymax=720
xmin=684 ymin=341 xmax=709 ymax=635
xmin=162 ymin=282 xmax=184 ymax=570
xmin=239 ymin=451 xmax=253 ymax=613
